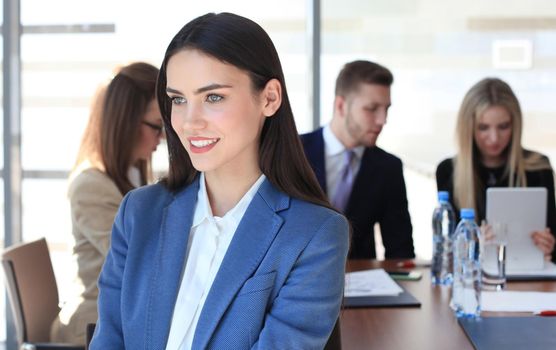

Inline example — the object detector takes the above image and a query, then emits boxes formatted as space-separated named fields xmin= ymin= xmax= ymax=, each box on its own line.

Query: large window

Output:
xmin=4 ymin=0 xmax=556 ymax=343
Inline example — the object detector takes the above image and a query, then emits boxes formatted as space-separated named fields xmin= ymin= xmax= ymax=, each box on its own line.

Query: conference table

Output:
xmin=340 ymin=259 xmax=556 ymax=350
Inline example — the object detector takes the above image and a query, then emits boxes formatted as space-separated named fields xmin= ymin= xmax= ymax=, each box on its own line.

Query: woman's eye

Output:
xmin=171 ymin=96 xmax=186 ymax=105
xmin=206 ymin=94 xmax=223 ymax=103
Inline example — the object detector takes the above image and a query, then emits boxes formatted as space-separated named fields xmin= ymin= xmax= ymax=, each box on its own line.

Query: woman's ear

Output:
xmin=261 ymin=79 xmax=282 ymax=117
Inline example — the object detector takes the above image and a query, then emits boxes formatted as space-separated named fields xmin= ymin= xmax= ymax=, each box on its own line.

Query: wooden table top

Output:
xmin=340 ymin=259 xmax=556 ymax=350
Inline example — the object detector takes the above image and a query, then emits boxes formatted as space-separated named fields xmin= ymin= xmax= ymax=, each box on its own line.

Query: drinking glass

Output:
xmin=480 ymin=221 xmax=507 ymax=291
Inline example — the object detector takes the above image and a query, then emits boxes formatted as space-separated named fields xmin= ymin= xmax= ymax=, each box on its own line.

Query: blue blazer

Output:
xmin=90 ymin=176 xmax=349 ymax=349
xmin=301 ymin=128 xmax=414 ymax=259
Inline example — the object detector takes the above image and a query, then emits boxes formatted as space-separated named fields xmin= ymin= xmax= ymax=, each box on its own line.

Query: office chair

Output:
xmin=2 ymin=238 xmax=84 ymax=350
xmin=85 ymin=323 xmax=95 ymax=350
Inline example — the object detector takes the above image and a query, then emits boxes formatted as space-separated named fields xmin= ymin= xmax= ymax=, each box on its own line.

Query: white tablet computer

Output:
xmin=486 ymin=187 xmax=547 ymax=271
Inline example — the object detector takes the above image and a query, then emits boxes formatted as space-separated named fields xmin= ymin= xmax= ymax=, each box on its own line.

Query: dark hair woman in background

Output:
xmin=51 ymin=62 xmax=163 ymax=344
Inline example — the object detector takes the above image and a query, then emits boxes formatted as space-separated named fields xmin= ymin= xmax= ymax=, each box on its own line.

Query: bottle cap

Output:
xmin=438 ymin=191 xmax=449 ymax=202
xmin=460 ymin=208 xmax=475 ymax=219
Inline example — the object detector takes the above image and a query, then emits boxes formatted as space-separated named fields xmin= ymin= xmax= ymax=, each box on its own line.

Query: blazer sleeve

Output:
xmin=89 ymin=193 xmax=130 ymax=349
xmin=380 ymin=158 xmax=415 ymax=259
xmin=69 ymin=172 xmax=122 ymax=257
xmin=252 ymin=213 xmax=349 ymax=350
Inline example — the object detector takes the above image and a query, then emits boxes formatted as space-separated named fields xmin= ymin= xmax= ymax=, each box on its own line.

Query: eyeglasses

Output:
xmin=142 ymin=120 xmax=164 ymax=137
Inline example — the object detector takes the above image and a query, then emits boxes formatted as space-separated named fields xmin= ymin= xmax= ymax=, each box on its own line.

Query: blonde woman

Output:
xmin=51 ymin=62 xmax=164 ymax=344
xmin=436 ymin=77 xmax=556 ymax=262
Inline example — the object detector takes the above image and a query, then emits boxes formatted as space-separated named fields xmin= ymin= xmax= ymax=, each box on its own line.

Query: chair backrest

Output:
xmin=85 ymin=323 xmax=96 ymax=350
xmin=2 ymin=238 xmax=60 ymax=343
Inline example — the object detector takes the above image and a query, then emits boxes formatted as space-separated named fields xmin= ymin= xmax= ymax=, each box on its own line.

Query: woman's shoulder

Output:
xmin=259 ymin=179 xmax=348 ymax=232
xmin=68 ymin=167 xmax=119 ymax=198
xmin=524 ymin=149 xmax=551 ymax=162
xmin=436 ymin=157 xmax=455 ymax=176
xmin=437 ymin=157 xmax=454 ymax=168
xmin=289 ymin=198 xmax=348 ymax=229
xmin=71 ymin=166 xmax=109 ymax=182
xmin=124 ymin=182 xmax=174 ymax=208
xmin=523 ymin=149 xmax=553 ymax=171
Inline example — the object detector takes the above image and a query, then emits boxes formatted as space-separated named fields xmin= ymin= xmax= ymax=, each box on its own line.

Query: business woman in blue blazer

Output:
xmin=90 ymin=13 xmax=349 ymax=350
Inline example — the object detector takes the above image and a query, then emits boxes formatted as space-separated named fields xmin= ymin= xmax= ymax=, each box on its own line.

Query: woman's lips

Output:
xmin=189 ymin=138 xmax=220 ymax=153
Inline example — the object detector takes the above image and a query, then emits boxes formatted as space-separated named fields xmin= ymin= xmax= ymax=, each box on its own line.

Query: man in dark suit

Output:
xmin=301 ymin=60 xmax=415 ymax=259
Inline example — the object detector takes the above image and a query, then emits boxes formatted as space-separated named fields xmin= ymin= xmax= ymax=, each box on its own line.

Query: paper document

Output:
xmin=482 ymin=291 xmax=556 ymax=312
xmin=507 ymin=261 xmax=556 ymax=277
xmin=344 ymin=268 xmax=403 ymax=297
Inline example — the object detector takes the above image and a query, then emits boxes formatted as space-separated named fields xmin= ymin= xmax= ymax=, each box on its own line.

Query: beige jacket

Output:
xmin=50 ymin=166 xmax=122 ymax=345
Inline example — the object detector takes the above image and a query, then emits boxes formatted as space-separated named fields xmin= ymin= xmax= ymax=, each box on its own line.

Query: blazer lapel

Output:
xmin=192 ymin=180 xmax=289 ymax=349
xmin=347 ymin=147 xmax=376 ymax=212
xmin=313 ymin=129 xmax=328 ymax=193
xmin=302 ymin=128 xmax=327 ymax=193
xmin=146 ymin=178 xmax=200 ymax=349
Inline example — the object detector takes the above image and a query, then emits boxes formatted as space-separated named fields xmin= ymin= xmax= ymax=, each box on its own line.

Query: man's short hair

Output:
xmin=335 ymin=60 xmax=393 ymax=97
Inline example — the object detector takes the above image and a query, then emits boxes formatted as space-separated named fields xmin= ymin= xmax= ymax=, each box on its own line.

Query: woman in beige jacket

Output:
xmin=50 ymin=62 xmax=164 ymax=344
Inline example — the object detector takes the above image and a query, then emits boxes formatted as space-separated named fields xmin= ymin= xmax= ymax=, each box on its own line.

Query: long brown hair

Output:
xmin=75 ymin=62 xmax=159 ymax=195
xmin=157 ymin=13 xmax=331 ymax=209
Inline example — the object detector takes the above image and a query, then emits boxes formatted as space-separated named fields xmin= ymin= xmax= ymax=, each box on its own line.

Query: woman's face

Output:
xmin=473 ymin=105 xmax=512 ymax=167
xmin=134 ymin=99 xmax=163 ymax=162
xmin=166 ymin=49 xmax=269 ymax=178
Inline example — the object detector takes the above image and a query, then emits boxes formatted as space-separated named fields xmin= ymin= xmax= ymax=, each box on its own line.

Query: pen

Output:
xmin=534 ymin=310 xmax=556 ymax=316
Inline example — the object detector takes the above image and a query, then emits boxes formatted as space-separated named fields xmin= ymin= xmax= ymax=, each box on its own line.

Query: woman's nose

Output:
xmin=181 ymin=104 xmax=207 ymax=130
xmin=488 ymin=130 xmax=499 ymax=143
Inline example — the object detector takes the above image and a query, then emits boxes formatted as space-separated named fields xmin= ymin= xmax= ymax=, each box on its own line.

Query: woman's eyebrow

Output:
xmin=165 ymin=84 xmax=232 ymax=96
xmin=194 ymin=83 xmax=232 ymax=94
xmin=166 ymin=87 xmax=183 ymax=95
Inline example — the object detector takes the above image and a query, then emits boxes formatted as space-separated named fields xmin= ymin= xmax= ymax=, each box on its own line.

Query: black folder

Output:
xmin=459 ymin=317 xmax=556 ymax=349
xmin=344 ymin=285 xmax=421 ymax=308
xmin=507 ymin=274 xmax=556 ymax=281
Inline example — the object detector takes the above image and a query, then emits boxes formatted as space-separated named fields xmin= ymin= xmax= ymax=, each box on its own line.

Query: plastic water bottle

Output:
xmin=451 ymin=208 xmax=481 ymax=318
xmin=431 ymin=191 xmax=456 ymax=285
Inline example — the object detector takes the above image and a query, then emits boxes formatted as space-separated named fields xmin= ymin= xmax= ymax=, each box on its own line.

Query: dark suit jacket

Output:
xmin=301 ymin=128 xmax=415 ymax=259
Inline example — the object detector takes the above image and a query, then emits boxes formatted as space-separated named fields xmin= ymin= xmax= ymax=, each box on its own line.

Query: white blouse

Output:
xmin=165 ymin=172 xmax=266 ymax=350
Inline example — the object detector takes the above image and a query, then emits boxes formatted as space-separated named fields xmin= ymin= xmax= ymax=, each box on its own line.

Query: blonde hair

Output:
xmin=453 ymin=77 xmax=550 ymax=214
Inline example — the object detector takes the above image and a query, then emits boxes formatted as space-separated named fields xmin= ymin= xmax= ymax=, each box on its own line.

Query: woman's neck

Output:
xmin=480 ymin=155 xmax=506 ymax=168
xmin=204 ymin=168 xmax=262 ymax=217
